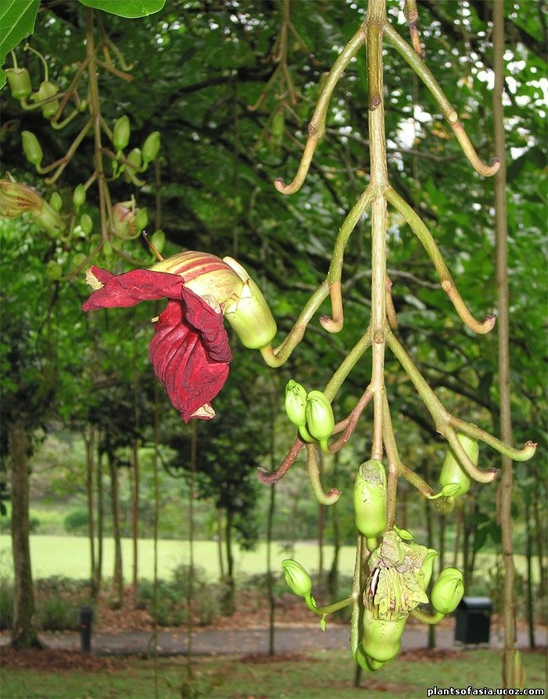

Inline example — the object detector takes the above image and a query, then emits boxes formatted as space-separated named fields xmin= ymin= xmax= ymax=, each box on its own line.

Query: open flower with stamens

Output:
xmin=0 ymin=179 xmax=65 ymax=238
xmin=82 ymin=251 xmax=276 ymax=422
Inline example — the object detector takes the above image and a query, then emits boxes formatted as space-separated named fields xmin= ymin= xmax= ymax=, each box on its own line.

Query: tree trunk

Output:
xmin=222 ymin=508 xmax=235 ymax=616
xmin=108 ymin=451 xmax=123 ymax=607
xmin=131 ymin=440 xmax=140 ymax=608
xmin=95 ymin=447 xmax=104 ymax=598
xmin=84 ymin=425 xmax=96 ymax=598
xmin=266 ymin=483 xmax=276 ymax=655
xmin=9 ymin=421 xmax=41 ymax=649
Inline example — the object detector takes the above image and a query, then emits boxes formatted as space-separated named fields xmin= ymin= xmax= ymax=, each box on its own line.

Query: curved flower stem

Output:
xmin=386 ymin=330 xmax=533 ymax=480
xmin=385 ymin=188 xmax=496 ymax=335
xmin=305 ymin=593 xmax=355 ymax=616
xmin=447 ymin=418 xmax=537 ymax=463
xmin=260 ymin=281 xmax=330 ymax=367
xmin=328 ymin=386 xmax=374 ymax=453
xmin=257 ymin=436 xmax=304 ymax=484
xmin=383 ymin=24 xmax=499 ymax=177
xmin=305 ymin=443 xmax=341 ymax=505
xmin=320 ymin=184 xmax=376 ymax=333
xmin=410 ymin=608 xmax=445 ymax=625
xmin=274 ymin=25 xmax=366 ymax=194
xmin=44 ymin=119 xmax=93 ymax=184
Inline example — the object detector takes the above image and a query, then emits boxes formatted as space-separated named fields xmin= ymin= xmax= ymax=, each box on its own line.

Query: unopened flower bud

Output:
xmin=80 ymin=213 xmax=93 ymax=235
xmin=430 ymin=568 xmax=464 ymax=614
xmin=149 ymin=230 xmax=166 ymax=256
xmin=22 ymin=131 xmax=43 ymax=168
xmin=49 ymin=192 xmax=62 ymax=212
xmin=135 ymin=207 xmax=148 ymax=233
xmin=6 ymin=67 xmax=32 ymax=101
xmin=305 ymin=390 xmax=334 ymax=441
xmin=281 ymin=559 xmax=313 ymax=599
xmin=285 ymin=380 xmax=308 ymax=427
xmin=439 ymin=433 xmax=478 ymax=497
xmin=113 ymin=115 xmax=131 ymax=152
xmin=142 ymin=131 xmax=161 ymax=165
xmin=73 ymin=184 xmax=86 ymax=209
xmin=223 ymin=256 xmax=277 ymax=349
xmin=111 ymin=202 xmax=139 ymax=239
xmin=419 ymin=548 xmax=439 ymax=591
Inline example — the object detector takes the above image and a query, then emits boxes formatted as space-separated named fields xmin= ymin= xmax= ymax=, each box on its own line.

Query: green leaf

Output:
xmin=77 ymin=0 xmax=166 ymax=18
xmin=0 ymin=0 xmax=40 ymax=89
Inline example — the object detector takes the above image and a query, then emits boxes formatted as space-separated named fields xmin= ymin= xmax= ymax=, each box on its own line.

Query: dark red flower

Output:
xmin=83 ymin=266 xmax=232 ymax=422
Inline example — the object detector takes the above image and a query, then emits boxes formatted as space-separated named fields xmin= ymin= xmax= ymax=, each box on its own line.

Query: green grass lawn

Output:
xmin=0 ymin=535 xmax=538 ymax=586
xmin=1 ymin=649 xmax=546 ymax=699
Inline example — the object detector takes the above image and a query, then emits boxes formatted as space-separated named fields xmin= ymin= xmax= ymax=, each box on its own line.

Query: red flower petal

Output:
xmin=82 ymin=267 xmax=189 ymax=311
xmin=149 ymin=295 xmax=231 ymax=422
xmin=82 ymin=266 xmax=232 ymax=422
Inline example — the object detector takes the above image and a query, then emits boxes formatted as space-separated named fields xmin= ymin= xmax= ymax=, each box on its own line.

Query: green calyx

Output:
xmin=361 ymin=607 xmax=407 ymax=664
xmin=223 ymin=257 xmax=277 ymax=349
xmin=354 ymin=459 xmax=388 ymax=546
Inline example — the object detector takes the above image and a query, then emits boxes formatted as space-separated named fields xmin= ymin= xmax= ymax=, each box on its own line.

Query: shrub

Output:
xmin=63 ymin=509 xmax=89 ymax=534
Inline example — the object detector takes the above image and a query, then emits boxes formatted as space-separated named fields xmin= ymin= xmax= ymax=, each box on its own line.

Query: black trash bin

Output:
xmin=78 ymin=606 xmax=94 ymax=652
xmin=455 ymin=597 xmax=492 ymax=645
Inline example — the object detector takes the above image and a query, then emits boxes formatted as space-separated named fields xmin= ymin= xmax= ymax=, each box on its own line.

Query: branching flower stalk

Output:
xmin=267 ymin=0 xmax=537 ymax=670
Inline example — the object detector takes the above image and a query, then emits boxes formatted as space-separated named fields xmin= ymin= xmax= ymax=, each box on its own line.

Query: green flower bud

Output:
xmin=281 ymin=559 xmax=313 ymax=599
xmin=73 ymin=184 xmax=86 ymax=209
xmin=80 ymin=213 xmax=93 ymax=235
xmin=439 ymin=433 xmax=478 ymax=497
xmin=22 ymin=131 xmax=43 ymax=168
xmin=113 ymin=115 xmax=131 ymax=152
xmin=32 ymin=81 xmax=60 ymax=119
xmin=223 ymin=256 xmax=277 ymax=349
xmin=6 ymin=67 xmax=32 ymax=101
xmin=149 ymin=229 xmax=166 ymax=256
xmin=135 ymin=207 xmax=148 ymax=233
xmin=361 ymin=607 xmax=407 ymax=664
xmin=285 ymin=380 xmax=308 ymax=427
xmin=125 ymin=148 xmax=143 ymax=181
xmin=305 ymin=390 xmax=335 ymax=441
xmin=430 ymin=568 xmax=464 ymax=614
xmin=354 ymin=459 xmax=388 ymax=549
xmin=49 ymin=192 xmax=62 ymax=213
xmin=142 ymin=131 xmax=161 ymax=165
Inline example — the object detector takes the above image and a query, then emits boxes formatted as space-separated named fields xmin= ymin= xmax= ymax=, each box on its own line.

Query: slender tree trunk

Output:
xmin=223 ymin=508 xmax=235 ymax=616
xmin=95 ymin=448 xmax=104 ymax=599
xmin=216 ymin=508 xmax=225 ymax=580
xmin=108 ymin=451 xmax=123 ymax=607
xmin=493 ymin=0 xmax=516 ymax=687
xmin=9 ymin=421 xmax=41 ymax=649
xmin=524 ymin=500 xmax=536 ymax=648
xmin=267 ymin=483 xmax=276 ymax=656
xmin=131 ymin=440 xmax=140 ymax=608
xmin=531 ymin=468 xmax=546 ymax=599
xmin=84 ymin=426 xmax=96 ymax=598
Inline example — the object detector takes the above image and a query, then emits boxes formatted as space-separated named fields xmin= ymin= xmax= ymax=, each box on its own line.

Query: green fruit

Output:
xmin=33 ymin=81 xmax=59 ymax=119
xmin=361 ymin=608 xmax=407 ymax=663
xmin=6 ymin=68 xmax=32 ymax=100
xmin=439 ymin=433 xmax=478 ymax=497
xmin=354 ymin=459 xmax=388 ymax=548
